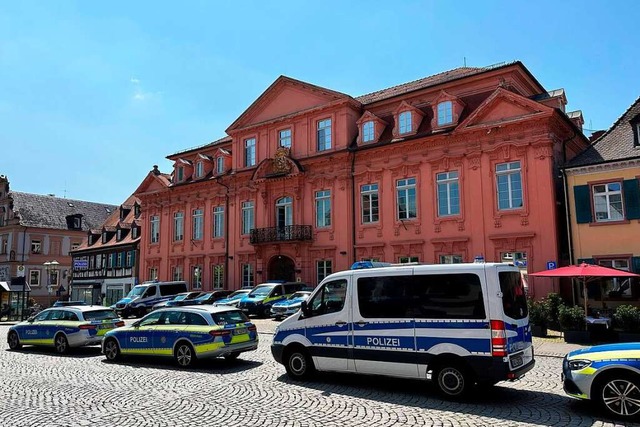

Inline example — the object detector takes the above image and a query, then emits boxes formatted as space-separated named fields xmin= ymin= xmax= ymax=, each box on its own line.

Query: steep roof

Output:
xmin=565 ymin=96 xmax=640 ymax=168
xmin=9 ymin=192 xmax=116 ymax=231
xmin=167 ymin=136 xmax=232 ymax=159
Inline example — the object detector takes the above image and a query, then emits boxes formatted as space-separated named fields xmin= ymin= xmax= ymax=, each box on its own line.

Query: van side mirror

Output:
xmin=301 ymin=301 xmax=311 ymax=317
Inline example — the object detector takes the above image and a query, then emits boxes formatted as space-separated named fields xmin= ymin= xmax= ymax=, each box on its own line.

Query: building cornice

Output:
xmin=564 ymin=158 xmax=640 ymax=176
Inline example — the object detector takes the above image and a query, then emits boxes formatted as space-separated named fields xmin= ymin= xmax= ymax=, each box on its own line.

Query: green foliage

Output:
xmin=613 ymin=305 xmax=640 ymax=332
xmin=544 ymin=293 xmax=564 ymax=326
xmin=527 ymin=298 xmax=549 ymax=326
xmin=558 ymin=305 xmax=586 ymax=331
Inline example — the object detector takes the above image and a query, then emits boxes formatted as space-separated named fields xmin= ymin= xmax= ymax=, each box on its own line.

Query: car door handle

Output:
xmin=335 ymin=321 xmax=347 ymax=326
xmin=355 ymin=321 xmax=369 ymax=327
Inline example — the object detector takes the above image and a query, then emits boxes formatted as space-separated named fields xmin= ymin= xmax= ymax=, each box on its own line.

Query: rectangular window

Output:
xmin=213 ymin=206 xmax=224 ymax=238
xmin=173 ymin=212 xmax=184 ymax=241
xmin=316 ymin=260 xmax=332 ymax=284
xmin=244 ymin=138 xmax=256 ymax=167
xmin=437 ymin=101 xmax=453 ymax=125
xmin=192 ymin=209 xmax=203 ymax=240
xmin=126 ymin=251 xmax=134 ymax=268
xmin=361 ymin=184 xmax=379 ymax=224
xmin=396 ymin=178 xmax=417 ymax=220
xmin=440 ymin=254 xmax=464 ymax=264
xmin=172 ymin=265 xmax=183 ymax=281
xmin=315 ymin=190 xmax=331 ymax=228
xmin=212 ymin=264 xmax=224 ymax=288
xmin=362 ymin=121 xmax=374 ymax=143
xmin=192 ymin=266 xmax=202 ymax=289
xmin=1 ymin=237 xmax=7 ymax=254
xmin=317 ymin=119 xmax=332 ymax=151
xmin=242 ymin=201 xmax=254 ymax=235
xmin=437 ymin=171 xmax=460 ymax=216
xmin=216 ymin=157 xmax=224 ymax=174
xmin=176 ymin=167 xmax=184 ymax=182
xmin=49 ymin=270 xmax=58 ymax=287
xmin=279 ymin=129 xmax=292 ymax=148
xmin=242 ymin=264 xmax=254 ymax=288
xmin=496 ymin=161 xmax=523 ymax=210
xmin=195 ymin=161 xmax=204 ymax=178
xmin=593 ymin=182 xmax=624 ymax=222
xmin=398 ymin=256 xmax=419 ymax=264
xmin=31 ymin=240 xmax=41 ymax=254
xmin=149 ymin=267 xmax=158 ymax=281
xmin=399 ymin=111 xmax=412 ymax=134
xmin=29 ymin=270 xmax=40 ymax=286
xmin=117 ymin=252 xmax=125 ymax=268
xmin=150 ymin=216 xmax=160 ymax=243
xmin=356 ymin=273 xmax=485 ymax=319
xmin=599 ymin=259 xmax=632 ymax=298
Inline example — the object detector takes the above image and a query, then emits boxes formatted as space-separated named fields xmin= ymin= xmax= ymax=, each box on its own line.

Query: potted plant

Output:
xmin=613 ymin=305 xmax=640 ymax=342
xmin=527 ymin=298 xmax=549 ymax=337
xmin=544 ymin=293 xmax=564 ymax=331
xmin=559 ymin=305 xmax=589 ymax=343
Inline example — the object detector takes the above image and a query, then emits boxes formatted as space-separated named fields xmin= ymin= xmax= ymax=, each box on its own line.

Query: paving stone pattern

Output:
xmin=0 ymin=323 xmax=634 ymax=427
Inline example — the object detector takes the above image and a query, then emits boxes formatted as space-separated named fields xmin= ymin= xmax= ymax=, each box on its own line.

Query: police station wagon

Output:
xmin=102 ymin=306 xmax=258 ymax=367
xmin=271 ymin=262 xmax=534 ymax=398
xmin=7 ymin=306 xmax=124 ymax=354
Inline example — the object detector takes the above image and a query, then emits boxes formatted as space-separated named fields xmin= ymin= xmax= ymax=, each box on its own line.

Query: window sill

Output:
xmin=589 ymin=219 xmax=631 ymax=226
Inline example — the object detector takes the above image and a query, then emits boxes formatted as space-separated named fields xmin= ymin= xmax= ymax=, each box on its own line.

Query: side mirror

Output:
xmin=27 ymin=316 xmax=35 ymax=323
xmin=132 ymin=321 xmax=141 ymax=328
xmin=301 ymin=301 xmax=311 ymax=317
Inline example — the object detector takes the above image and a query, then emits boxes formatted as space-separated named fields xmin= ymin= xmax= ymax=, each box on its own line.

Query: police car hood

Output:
xmin=273 ymin=297 xmax=306 ymax=307
xmin=115 ymin=297 xmax=137 ymax=305
xmin=567 ymin=342 xmax=640 ymax=359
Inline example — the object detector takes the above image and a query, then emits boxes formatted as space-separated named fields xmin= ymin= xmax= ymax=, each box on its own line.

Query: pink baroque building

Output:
xmin=136 ymin=61 xmax=589 ymax=299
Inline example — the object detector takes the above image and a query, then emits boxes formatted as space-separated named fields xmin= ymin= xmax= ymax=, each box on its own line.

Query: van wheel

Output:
xmin=103 ymin=338 xmax=121 ymax=361
xmin=594 ymin=372 xmax=640 ymax=419
xmin=7 ymin=331 xmax=21 ymax=350
xmin=175 ymin=342 xmax=196 ymax=368
xmin=285 ymin=347 xmax=315 ymax=380
xmin=54 ymin=334 xmax=70 ymax=355
xmin=435 ymin=364 xmax=470 ymax=398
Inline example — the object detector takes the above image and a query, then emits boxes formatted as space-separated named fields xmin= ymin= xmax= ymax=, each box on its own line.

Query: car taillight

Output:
xmin=490 ymin=319 xmax=507 ymax=357
xmin=115 ymin=321 xmax=125 ymax=327
xmin=79 ymin=324 xmax=97 ymax=330
xmin=209 ymin=330 xmax=231 ymax=337
xmin=248 ymin=324 xmax=257 ymax=332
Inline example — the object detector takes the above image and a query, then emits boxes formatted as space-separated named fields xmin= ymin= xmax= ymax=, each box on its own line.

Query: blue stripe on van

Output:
xmin=415 ymin=320 xmax=489 ymax=329
xmin=416 ymin=337 xmax=491 ymax=354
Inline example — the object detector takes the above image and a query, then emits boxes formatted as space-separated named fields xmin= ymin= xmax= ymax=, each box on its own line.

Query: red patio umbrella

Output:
xmin=530 ymin=263 xmax=640 ymax=317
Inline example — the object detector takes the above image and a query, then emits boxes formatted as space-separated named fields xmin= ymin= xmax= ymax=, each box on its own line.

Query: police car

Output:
xmin=7 ymin=306 xmax=124 ymax=354
xmin=102 ymin=305 xmax=259 ymax=367
xmin=270 ymin=291 xmax=311 ymax=320
xmin=563 ymin=343 xmax=640 ymax=420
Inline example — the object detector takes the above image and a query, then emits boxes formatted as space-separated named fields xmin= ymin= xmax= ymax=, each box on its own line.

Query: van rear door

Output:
xmin=497 ymin=268 xmax=532 ymax=371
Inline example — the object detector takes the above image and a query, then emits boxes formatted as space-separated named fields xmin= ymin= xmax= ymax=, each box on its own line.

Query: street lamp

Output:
xmin=44 ymin=260 xmax=59 ymax=307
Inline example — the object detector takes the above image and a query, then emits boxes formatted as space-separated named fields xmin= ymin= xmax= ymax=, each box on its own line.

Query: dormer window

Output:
xmin=437 ymin=101 xmax=453 ymax=126
xmin=399 ymin=111 xmax=412 ymax=134
xmin=176 ymin=167 xmax=184 ymax=182
xmin=362 ymin=121 xmax=374 ymax=143
xmin=66 ymin=214 xmax=83 ymax=230
xmin=195 ymin=161 xmax=204 ymax=178
xmin=116 ymin=229 xmax=122 ymax=241
xmin=635 ymin=123 xmax=640 ymax=147
xmin=102 ymin=232 xmax=108 ymax=244
xmin=134 ymin=203 xmax=141 ymax=218
xmin=132 ymin=226 xmax=139 ymax=239
xmin=74 ymin=217 xmax=82 ymax=229
xmin=216 ymin=157 xmax=224 ymax=174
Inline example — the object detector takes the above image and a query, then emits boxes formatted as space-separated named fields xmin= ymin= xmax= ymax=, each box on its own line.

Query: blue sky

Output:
xmin=1 ymin=1 xmax=638 ymax=205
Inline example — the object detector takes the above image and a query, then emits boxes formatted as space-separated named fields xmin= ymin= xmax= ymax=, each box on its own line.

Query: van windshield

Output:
xmin=249 ymin=286 xmax=273 ymax=297
xmin=499 ymin=272 xmax=528 ymax=320
xmin=127 ymin=286 xmax=147 ymax=298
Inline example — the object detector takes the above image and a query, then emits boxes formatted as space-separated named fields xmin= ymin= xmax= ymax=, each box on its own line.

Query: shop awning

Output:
xmin=0 ymin=281 xmax=31 ymax=292
xmin=0 ymin=282 xmax=9 ymax=292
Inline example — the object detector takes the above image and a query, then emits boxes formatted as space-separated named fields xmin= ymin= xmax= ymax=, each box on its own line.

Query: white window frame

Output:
xmin=279 ymin=129 xmax=292 ymax=148
xmin=31 ymin=240 xmax=41 ymax=254
xmin=173 ymin=212 xmax=184 ymax=241
xmin=440 ymin=254 xmax=464 ymax=264
xmin=29 ymin=269 xmax=40 ymax=286
xmin=242 ymin=201 xmax=255 ymax=235
xmin=316 ymin=260 xmax=332 ymax=284
xmin=593 ymin=182 xmax=624 ymax=222
xmin=192 ymin=265 xmax=202 ymax=289
xmin=437 ymin=171 xmax=460 ymax=216
xmin=496 ymin=161 xmax=523 ymax=210
xmin=212 ymin=264 xmax=224 ymax=288
xmin=149 ymin=267 xmax=158 ymax=281
xmin=362 ymin=121 xmax=375 ymax=143
xmin=361 ymin=184 xmax=379 ymax=224
xmin=398 ymin=256 xmax=419 ymax=264
xmin=192 ymin=209 xmax=204 ymax=241
xmin=172 ymin=265 xmax=183 ymax=281
xmin=317 ymin=119 xmax=332 ymax=151
xmin=399 ymin=111 xmax=412 ymax=134
xmin=176 ymin=167 xmax=184 ymax=182
xmin=242 ymin=264 xmax=254 ymax=288
xmin=437 ymin=101 xmax=453 ymax=126
xmin=244 ymin=138 xmax=256 ymax=167
xmin=598 ymin=259 xmax=632 ymax=298
xmin=213 ymin=206 xmax=224 ymax=238
xmin=315 ymin=190 xmax=331 ymax=228
xmin=216 ymin=157 xmax=224 ymax=174
xmin=195 ymin=161 xmax=204 ymax=178
xmin=150 ymin=216 xmax=160 ymax=244
xmin=396 ymin=178 xmax=417 ymax=220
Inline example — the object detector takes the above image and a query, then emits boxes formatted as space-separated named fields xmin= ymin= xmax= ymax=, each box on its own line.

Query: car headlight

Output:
xmin=568 ymin=359 xmax=592 ymax=370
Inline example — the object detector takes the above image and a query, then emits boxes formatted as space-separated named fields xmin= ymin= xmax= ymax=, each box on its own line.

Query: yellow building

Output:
xmin=564 ymin=97 xmax=640 ymax=311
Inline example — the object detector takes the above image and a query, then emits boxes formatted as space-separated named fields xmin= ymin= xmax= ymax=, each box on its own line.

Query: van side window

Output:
xmin=143 ymin=287 xmax=156 ymax=298
xmin=308 ymin=279 xmax=347 ymax=316
xmin=357 ymin=273 xmax=485 ymax=319
xmin=159 ymin=283 xmax=187 ymax=296
xmin=499 ymin=272 xmax=528 ymax=319
xmin=272 ymin=286 xmax=283 ymax=297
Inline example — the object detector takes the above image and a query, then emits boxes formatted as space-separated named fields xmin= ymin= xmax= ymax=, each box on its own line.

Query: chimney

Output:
xmin=589 ymin=130 xmax=606 ymax=142
xmin=152 ymin=165 xmax=160 ymax=176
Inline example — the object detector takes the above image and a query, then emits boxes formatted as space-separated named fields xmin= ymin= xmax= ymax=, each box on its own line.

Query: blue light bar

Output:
xmin=350 ymin=261 xmax=392 ymax=270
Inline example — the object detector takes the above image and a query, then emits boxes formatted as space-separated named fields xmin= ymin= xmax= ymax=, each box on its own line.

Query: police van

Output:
xmin=271 ymin=262 xmax=534 ymax=397
xmin=113 ymin=281 xmax=188 ymax=318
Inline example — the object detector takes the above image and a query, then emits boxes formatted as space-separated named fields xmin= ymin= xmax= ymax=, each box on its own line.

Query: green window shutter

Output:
xmin=623 ymin=179 xmax=640 ymax=220
xmin=632 ymin=257 xmax=640 ymax=274
xmin=577 ymin=258 xmax=595 ymax=265
xmin=573 ymin=185 xmax=593 ymax=223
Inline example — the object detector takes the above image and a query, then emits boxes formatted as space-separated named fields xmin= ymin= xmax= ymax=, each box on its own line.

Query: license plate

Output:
xmin=511 ymin=355 xmax=523 ymax=368
xmin=233 ymin=328 xmax=248 ymax=335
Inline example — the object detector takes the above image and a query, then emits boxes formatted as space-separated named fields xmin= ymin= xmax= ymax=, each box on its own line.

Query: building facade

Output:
xmin=137 ymin=62 xmax=589 ymax=298
xmin=70 ymin=195 xmax=142 ymax=306
xmin=0 ymin=175 xmax=116 ymax=312
xmin=564 ymin=96 xmax=640 ymax=310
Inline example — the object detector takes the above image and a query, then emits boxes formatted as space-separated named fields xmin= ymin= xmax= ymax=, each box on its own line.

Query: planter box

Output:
xmin=531 ymin=324 xmax=548 ymax=337
xmin=564 ymin=330 xmax=590 ymax=344
xmin=618 ymin=332 xmax=640 ymax=343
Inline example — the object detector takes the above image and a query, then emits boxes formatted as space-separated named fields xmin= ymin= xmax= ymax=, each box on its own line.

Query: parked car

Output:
xmin=52 ymin=301 xmax=88 ymax=307
xmin=7 ymin=306 xmax=124 ymax=354
xmin=238 ymin=282 xmax=309 ymax=318
xmin=563 ymin=342 xmax=640 ymax=420
xmin=113 ymin=281 xmax=188 ymax=318
xmin=270 ymin=291 xmax=311 ymax=320
xmin=192 ymin=290 xmax=233 ymax=305
xmin=214 ymin=289 xmax=252 ymax=307
xmin=152 ymin=292 xmax=202 ymax=311
xmin=102 ymin=306 xmax=258 ymax=367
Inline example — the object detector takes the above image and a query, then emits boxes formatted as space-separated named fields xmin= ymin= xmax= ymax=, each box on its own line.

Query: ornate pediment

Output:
xmin=251 ymin=147 xmax=304 ymax=182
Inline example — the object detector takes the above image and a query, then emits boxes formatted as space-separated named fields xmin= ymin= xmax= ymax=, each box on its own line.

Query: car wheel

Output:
xmin=103 ymin=338 xmax=121 ymax=361
xmin=7 ymin=331 xmax=21 ymax=350
xmin=285 ymin=347 xmax=315 ymax=380
xmin=175 ymin=342 xmax=196 ymax=368
xmin=595 ymin=373 xmax=640 ymax=419
xmin=54 ymin=334 xmax=70 ymax=355
xmin=224 ymin=352 xmax=240 ymax=361
xmin=262 ymin=307 xmax=271 ymax=318
xmin=435 ymin=363 xmax=470 ymax=398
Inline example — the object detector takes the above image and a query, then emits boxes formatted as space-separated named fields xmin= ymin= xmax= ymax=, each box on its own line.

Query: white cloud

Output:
xmin=130 ymin=77 xmax=140 ymax=84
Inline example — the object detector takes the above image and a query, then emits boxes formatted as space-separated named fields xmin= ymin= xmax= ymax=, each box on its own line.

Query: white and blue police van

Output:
xmin=271 ymin=262 xmax=534 ymax=398
xmin=113 ymin=281 xmax=188 ymax=318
